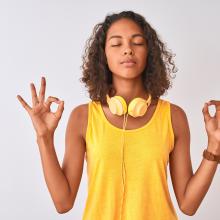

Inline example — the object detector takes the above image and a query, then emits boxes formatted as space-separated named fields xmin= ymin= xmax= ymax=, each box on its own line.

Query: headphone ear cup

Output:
xmin=108 ymin=96 xmax=127 ymax=116
xmin=128 ymin=96 xmax=151 ymax=117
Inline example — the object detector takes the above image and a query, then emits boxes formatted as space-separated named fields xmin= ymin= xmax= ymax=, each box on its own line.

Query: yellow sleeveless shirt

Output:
xmin=82 ymin=98 xmax=178 ymax=220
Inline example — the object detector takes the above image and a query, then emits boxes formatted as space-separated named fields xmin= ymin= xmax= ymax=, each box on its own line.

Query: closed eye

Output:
xmin=111 ymin=43 xmax=144 ymax=47
xmin=133 ymin=43 xmax=144 ymax=45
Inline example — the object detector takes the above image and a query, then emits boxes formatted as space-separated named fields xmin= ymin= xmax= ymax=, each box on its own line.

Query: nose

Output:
xmin=123 ymin=48 xmax=134 ymax=56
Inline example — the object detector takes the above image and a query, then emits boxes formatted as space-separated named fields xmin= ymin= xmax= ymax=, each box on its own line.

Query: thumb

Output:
xmin=55 ymin=100 xmax=64 ymax=119
xmin=202 ymin=102 xmax=211 ymax=123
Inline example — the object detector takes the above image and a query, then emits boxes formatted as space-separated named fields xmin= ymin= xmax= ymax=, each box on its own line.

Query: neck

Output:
xmin=110 ymin=78 xmax=149 ymax=104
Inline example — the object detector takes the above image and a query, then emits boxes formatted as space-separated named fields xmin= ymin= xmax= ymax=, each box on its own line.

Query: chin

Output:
xmin=115 ymin=72 xmax=142 ymax=80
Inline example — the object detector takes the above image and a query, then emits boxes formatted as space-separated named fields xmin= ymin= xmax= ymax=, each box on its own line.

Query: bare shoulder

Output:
xmin=70 ymin=102 xmax=89 ymax=141
xmin=170 ymin=102 xmax=186 ymax=114
xmin=169 ymin=102 xmax=189 ymax=138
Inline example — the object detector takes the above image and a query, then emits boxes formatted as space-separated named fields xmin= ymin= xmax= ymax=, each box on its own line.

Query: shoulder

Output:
xmin=169 ymin=102 xmax=186 ymax=116
xmin=160 ymin=99 xmax=187 ymax=119
xmin=69 ymin=102 xmax=89 ymax=141
xmin=71 ymin=102 xmax=89 ymax=115
xmin=169 ymin=101 xmax=189 ymax=138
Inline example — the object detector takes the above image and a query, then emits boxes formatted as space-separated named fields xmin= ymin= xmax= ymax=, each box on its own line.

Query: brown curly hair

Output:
xmin=79 ymin=10 xmax=177 ymax=105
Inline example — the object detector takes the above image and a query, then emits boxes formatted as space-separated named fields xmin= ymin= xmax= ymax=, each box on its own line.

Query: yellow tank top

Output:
xmin=82 ymin=98 xmax=179 ymax=220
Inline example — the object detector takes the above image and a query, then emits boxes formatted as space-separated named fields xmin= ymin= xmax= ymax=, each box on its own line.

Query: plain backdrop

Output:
xmin=1 ymin=0 xmax=219 ymax=219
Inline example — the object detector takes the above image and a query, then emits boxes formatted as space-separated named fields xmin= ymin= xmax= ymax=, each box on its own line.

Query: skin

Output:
xmin=17 ymin=18 xmax=220 ymax=215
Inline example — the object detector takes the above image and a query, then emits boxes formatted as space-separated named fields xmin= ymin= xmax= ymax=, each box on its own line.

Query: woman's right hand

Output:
xmin=17 ymin=76 xmax=64 ymax=138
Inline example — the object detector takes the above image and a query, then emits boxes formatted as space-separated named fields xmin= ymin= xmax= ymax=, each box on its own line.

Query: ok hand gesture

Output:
xmin=203 ymin=100 xmax=220 ymax=154
xmin=17 ymin=77 xmax=64 ymax=138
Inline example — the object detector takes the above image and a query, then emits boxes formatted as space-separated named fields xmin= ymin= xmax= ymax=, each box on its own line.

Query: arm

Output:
xmin=37 ymin=104 xmax=86 ymax=214
xmin=37 ymin=135 xmax=72 ymax=213
xmin=180 ymin=147 xmax=218 ymax=216
xmin=60 ymin=104 xmax=87 ymax=212
xmin=169 ymin=102 xmax=219 ymax=216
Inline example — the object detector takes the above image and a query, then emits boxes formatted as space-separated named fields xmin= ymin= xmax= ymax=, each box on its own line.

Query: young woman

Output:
xmin=17 ymin=11 xmax=220 ymax=220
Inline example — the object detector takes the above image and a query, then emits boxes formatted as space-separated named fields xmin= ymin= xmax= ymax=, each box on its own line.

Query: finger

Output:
xmin=30 ymin=83 xmax=39 ymax=106
xmin=208 ymin=100 xmax=220 ymax=118
xmin=39 ymin=76 xmax=46 ymax=103
xmin=54 ymin=100 xmax=64 ymax=119
xmin=202 ymin=102 xmax=212 ymax=123
xmin=208 ymin=100 xmax=220 ymax=109
xmin=17 ymin=95 xmax=32 ymax=114
xmin=45 ymin=96 xmax=60 ymax=108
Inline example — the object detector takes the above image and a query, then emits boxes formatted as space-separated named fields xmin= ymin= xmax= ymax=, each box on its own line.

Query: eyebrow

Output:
xmin=107 ymin=33 xmax=145 ymax=41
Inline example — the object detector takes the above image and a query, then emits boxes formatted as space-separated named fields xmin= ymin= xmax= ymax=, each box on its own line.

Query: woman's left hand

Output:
xmin=202 ymin=100 xmax=220 ymax=154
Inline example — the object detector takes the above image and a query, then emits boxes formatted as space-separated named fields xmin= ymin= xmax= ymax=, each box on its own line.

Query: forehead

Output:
xmin=106 ymin=18 xmax=144 ymax=38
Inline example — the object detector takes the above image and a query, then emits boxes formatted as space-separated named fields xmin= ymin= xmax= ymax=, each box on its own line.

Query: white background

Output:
xmin=1 ymin=0 xmax=219 ymax=219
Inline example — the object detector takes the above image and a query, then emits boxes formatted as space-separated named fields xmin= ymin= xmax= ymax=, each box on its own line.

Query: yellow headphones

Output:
xmin=106 ymin=93 xmax=152 ymax=118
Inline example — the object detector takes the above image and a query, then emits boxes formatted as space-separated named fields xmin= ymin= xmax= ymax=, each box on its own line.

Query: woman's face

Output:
xmin=105 ymin=18 xmax=148 ymax=80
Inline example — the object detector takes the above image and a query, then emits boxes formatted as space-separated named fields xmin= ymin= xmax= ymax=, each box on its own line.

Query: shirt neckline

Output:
xmin=98 ymin=98 xmax=161 ymax=133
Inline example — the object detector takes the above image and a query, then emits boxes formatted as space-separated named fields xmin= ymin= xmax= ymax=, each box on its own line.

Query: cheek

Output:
xmin=138 ymin=51 xmax=148 ymax=68
xmin=105 ymin=51 xmax=119 ymax=69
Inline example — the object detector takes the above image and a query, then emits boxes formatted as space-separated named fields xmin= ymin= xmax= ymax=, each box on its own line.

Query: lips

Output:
xmin=120 ymin=58 xmax=136 ymax=68
xmin=121 ymin=59 xmax=136 ymax=64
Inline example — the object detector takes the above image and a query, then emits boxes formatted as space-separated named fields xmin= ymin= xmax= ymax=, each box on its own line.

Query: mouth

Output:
xmin=121 ymin=60 xmax=136 ymax=67
xmin=120 ymin=59 xmax=136 ymax=64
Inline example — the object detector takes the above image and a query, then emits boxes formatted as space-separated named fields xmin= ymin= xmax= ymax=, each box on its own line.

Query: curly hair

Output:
xmin=79 ymin=10 xmax=177 ymax=105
